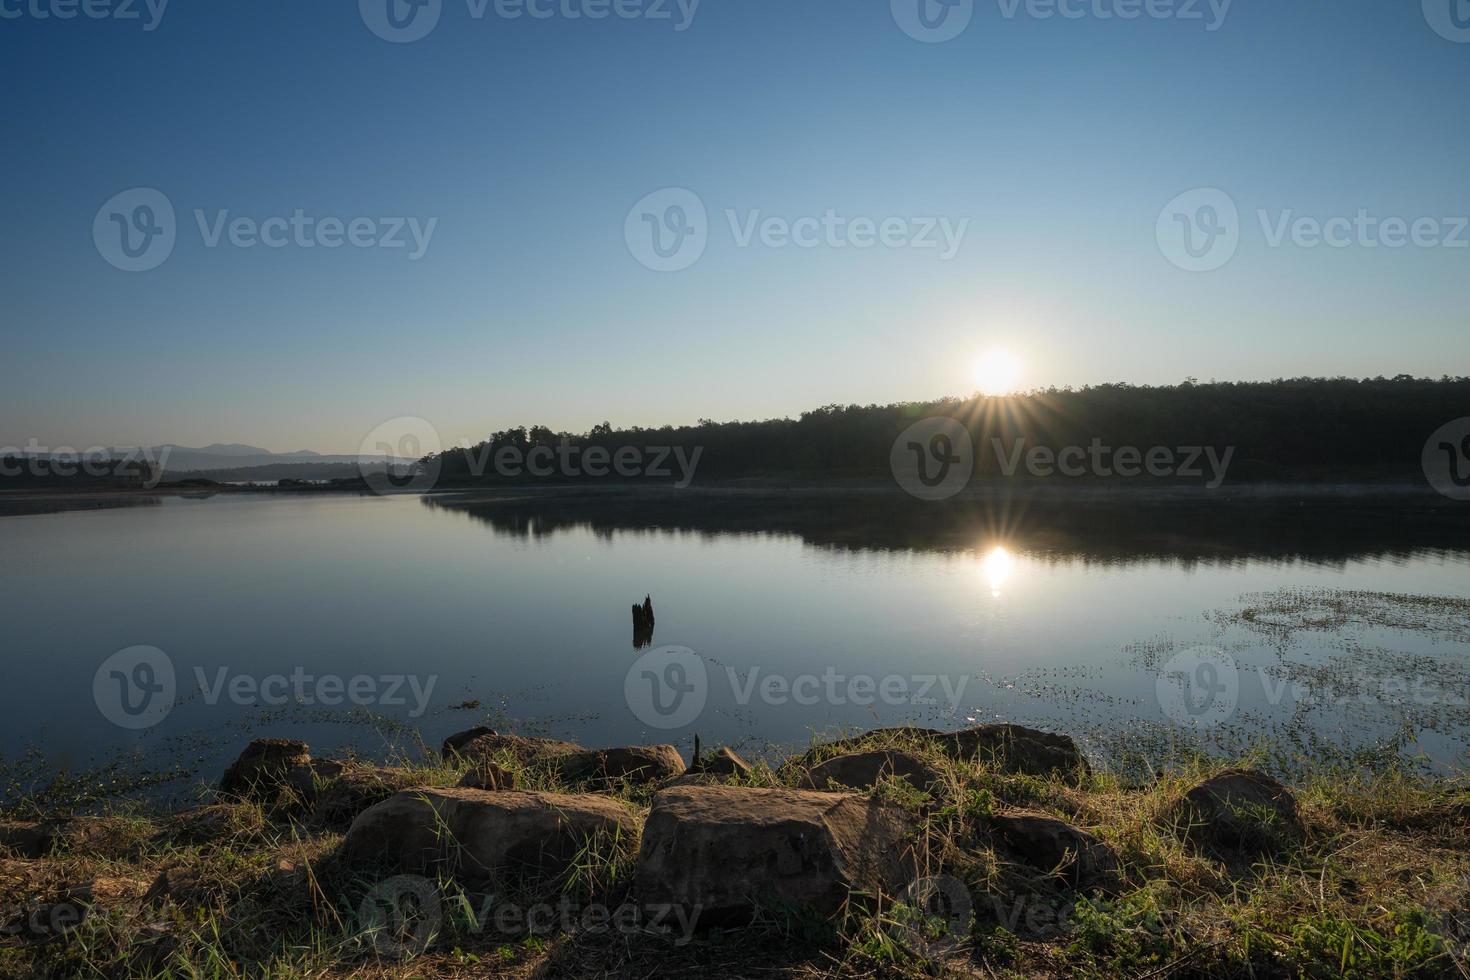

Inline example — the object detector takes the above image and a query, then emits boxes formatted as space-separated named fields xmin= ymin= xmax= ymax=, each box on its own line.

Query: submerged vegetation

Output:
xmin=1220 ymin=589 xmax=1470 ymax=647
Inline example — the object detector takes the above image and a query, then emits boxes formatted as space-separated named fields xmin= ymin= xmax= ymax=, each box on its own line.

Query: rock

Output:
xmin=938 ymin=725 xmax=1088 ymax=779
xmin=343 ymin=788 xmax=638 ymax=886
xmin=989 ymin=811 xmax=1120 ymax=892
xmin=220 ymin=739 xmax=312 ymax=800
xmin=311 ymin=765 xmax=419 ymax=829
xmin=660 ymin=747 xmax=751 ymax=790
xmin=634 ymin=785 xmax=918 ymax=924
xmin=271 ymin=759 xmax=347 ymax=805
xmin=441 ymin=726 xmax=498 ymax=759
xmin=801 ymin=749 xmax=944 ymax=795
xmin=689 ymin=747 xmax=753 ymax=779
xmin=559 ymin=745 xmax=686 ymax=786
xmin=458 ymin=762 xmax=517 ymax=791
xmin=798 ymin=726 xmax=944 ymax=760
xmin=803 ymin=725 xmax=1088 ymax=781
xmin=452 ymin=733 xmax=584 ymax=767
xmin=1175 ymin=769 xmax=1302 ymax=853
xmin=218 ymin=742 xmax=402 ymax=822
xmin=0 ymin=821 xmax=55 ymax=859
xmin=660 ymin=773 xmax=727 ymax=790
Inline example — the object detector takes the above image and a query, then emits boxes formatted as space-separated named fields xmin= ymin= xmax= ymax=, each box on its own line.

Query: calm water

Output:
xmin=5 ymin=490 xmax=1470 ymax=798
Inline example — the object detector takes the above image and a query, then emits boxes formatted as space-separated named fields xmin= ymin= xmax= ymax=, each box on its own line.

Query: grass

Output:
xmin=2 ymin=731 xmax=1469 ymax=978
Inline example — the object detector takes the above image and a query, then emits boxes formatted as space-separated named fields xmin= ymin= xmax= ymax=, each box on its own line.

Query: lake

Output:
xmin=5 ymin=487 xmax=1469 ymax=802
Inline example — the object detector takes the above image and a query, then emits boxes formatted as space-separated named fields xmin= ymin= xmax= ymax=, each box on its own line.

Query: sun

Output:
xmin=974 ymin=350 xmax=1023 ymax=395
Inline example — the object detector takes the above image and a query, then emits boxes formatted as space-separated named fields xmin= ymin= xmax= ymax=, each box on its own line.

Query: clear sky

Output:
xmin=3 ymin=0 xmax=1468 ymax=452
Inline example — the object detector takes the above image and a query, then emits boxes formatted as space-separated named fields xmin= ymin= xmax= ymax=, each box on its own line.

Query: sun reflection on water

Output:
xmin=981 ymin=545 xmax=1014 ymax=598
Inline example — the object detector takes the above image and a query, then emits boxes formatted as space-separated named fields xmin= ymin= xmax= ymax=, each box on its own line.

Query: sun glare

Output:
xmin=981 ymin=545 xmax=1014 ymax=599
xmin=974 ymin=350 xmax=1022 ymax=395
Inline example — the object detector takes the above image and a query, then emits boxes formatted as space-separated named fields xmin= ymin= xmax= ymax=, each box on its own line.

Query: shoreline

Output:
xmin=3 ymin=724 xmax=1467 ymax=978
xmin=0 ymin=476 xmax=1457 ymax=518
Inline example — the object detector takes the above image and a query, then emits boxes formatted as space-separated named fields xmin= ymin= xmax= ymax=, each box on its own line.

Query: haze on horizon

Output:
xmin=3 ymin=0 xmax=1467 ymax=453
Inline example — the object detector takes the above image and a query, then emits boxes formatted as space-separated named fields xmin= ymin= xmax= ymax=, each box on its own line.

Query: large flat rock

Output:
xmin=800 ymin=749 xmax=944 ymax=794
xmin=342 ymin=788 xmax=638 ymax=886
xmin=634 ymin=785 xmax=917 ymax=923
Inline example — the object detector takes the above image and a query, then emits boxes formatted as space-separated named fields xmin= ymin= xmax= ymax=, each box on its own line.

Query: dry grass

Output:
xmin=2 ymin=733 xmax=1469 ymax=978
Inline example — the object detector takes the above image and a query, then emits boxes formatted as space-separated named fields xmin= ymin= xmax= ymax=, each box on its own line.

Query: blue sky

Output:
xmin=3 ymin=0 xmax=1468 ymax=451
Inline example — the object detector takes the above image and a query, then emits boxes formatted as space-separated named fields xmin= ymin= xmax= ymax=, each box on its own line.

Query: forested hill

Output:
xmin=423 ymin=376 xmax=1470 ymax=485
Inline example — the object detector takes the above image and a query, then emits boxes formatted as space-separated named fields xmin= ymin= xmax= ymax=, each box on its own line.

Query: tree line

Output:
xmin=422 ymin=376 xmax=1470 ymax=485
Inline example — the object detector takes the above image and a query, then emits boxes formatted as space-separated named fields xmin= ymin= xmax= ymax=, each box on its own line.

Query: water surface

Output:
xmin=5 ymin=489 xmax=1469 ymax=800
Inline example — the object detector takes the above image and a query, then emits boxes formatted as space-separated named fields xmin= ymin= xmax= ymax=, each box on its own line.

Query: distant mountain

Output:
xmin=155 ymin=446 xmax=415 ymax=474
xmin=176 ymin=443 xmax=274 ymax=457
xmin=182 ymin=462 xmax=381 ymax=483
xmin=42 ymin=444 xmax=422 ymax=474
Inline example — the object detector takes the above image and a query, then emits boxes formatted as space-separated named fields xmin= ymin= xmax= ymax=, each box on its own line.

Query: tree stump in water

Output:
xmin=632 ymin=594 xmax=655 ymax=648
